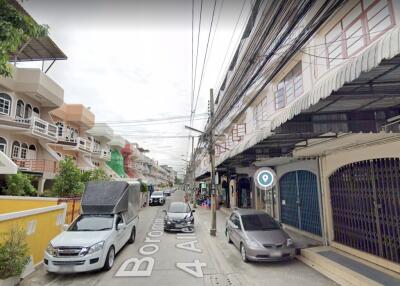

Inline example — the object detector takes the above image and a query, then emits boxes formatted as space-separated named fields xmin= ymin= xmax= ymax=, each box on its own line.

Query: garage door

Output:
xmin=329 ymin=158 xmax=400 ymax=263
xmin=280 ymin=170 xmax=322 ymax=236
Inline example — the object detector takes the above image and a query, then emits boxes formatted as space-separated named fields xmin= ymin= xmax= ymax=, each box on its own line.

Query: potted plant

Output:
xmin=0 ymin=227 xmax=30 ymax=286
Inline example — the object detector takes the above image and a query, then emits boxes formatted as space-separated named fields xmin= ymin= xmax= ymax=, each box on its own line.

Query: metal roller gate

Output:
xmin=329 ymin=158 xmax=400 ymax=263
xmin=279 ymin=170 xmax=322 ymax=236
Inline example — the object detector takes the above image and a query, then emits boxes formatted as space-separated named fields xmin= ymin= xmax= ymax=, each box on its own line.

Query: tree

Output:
xmin=3 ymin=172 xmax=36 ymax=196
xmin=81 ymin=168 xmax=110 ymax=184
xmin=51 ymin=157 xmax=84 ymax=197
xmin=0 ymin=0 xmax=48 ymax=77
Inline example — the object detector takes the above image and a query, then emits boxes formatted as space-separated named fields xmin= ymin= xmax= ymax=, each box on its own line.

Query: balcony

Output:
xmin=51 ymin=104 xmax=95 ymax=130
xmin=57 ymin=135 xmax=93 ymax=153
xmin=0 ymin=68 xmax=63 ymax=107
xmin=92 ymin=148 xmax=111 ymax=161
xmin=14 ymin=159 xmax=58 ymax=173
xmin=0 ymin=115 xmax=58 ymax=142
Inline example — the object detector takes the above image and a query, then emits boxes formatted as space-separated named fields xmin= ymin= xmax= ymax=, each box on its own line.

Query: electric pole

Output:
xmin=209 ymin=88 xmax=217 ymax=236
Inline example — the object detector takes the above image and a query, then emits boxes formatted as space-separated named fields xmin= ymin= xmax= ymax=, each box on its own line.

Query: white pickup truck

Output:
xmin=44 ymin=181 xmax=140 ymax=273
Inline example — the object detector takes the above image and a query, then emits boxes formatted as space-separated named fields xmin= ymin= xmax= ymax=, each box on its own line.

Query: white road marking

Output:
xmin=115 ymin=257 xmax=154 ymax=277
xmin=176 ymin=260 xmax=207 ymax=278
xmin=176 ymin=240 xmax=202 ymax=253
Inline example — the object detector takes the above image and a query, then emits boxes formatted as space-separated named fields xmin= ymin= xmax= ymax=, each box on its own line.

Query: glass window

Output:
xmin=12 ymin=141 xmax=20 ymax=158
xmin=16 ymin=100 xmax=24 ymax=118
xmin=68 ymin=214 xmax=114 ymax=231
xmin=0 ymin=93 xmax=11 ymax=116
xmin=24 ymin=104 xmax=32 ymax=119
xmin=241 ymin=214 xmax=280 ymax=231
xmin=0 ymin=137 xmax=6 ymax=153
xmin=20 ymin=143 xmax=28 ymax=159
xmin=275 ymin=63 xmax=303 ymax=109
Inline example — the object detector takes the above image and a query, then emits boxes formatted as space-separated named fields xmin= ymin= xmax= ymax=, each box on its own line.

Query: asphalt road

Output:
xmin=21 ymin=190 xmax=337 ymax=286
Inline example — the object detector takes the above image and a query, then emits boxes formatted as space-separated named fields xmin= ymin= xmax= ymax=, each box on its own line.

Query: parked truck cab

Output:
xmin=44 ymin=181 xmax=140 ymax=273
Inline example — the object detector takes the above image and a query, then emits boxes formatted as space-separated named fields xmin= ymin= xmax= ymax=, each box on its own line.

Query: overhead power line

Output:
xmin=193 ymin=0 xmax=218 ymax=117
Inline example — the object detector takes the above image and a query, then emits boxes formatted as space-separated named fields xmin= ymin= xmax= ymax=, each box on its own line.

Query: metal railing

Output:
xmin=13 ymin=159 xmax=58 ymax=173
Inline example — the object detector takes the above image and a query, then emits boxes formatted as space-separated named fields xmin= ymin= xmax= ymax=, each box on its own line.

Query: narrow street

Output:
xmin=21 ymin=190 xmax=336 ymax=286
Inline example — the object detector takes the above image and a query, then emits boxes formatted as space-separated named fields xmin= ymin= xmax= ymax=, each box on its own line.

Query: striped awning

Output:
xmin=210 ymin=25 xmax=400 ymax=170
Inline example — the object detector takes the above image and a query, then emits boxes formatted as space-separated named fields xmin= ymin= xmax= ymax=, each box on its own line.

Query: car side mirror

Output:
xmin=63 ymin=224 xmax=69 ymax=231
xmin=232 ymin=224 xmax=239 ymax=230
xmin=117 ymin=222 xmax=126 ymax=231
xmin=191 ymin=210 xmax=196 ymax=213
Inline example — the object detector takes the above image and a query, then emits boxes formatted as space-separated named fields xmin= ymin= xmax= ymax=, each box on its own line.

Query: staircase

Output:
xmin=299 ymin=246 xmax=400 ymax=286
xmin=0 ymin=151 xmax=17 ymax=174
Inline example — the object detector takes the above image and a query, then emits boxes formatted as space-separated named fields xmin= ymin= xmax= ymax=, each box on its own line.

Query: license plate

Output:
xmin=270 ymin=251 xmax=282 ymax=257
xmin=58 ymin=266 xmax=75 ymax=272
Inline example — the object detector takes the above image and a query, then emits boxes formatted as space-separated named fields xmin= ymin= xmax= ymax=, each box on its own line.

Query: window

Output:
xmin=12 ymin=141 xmax=20 ymax=158
xmin=56 ymin=122 xmax=64 ymax=137
xmin=33 ymin=107 xmax=40 ymax=116
xmin=0 ymin=93 xmax=11 ymax=116
xmin=0 ymin=137 xmax=7 ymax=153
xmin=20 ymin=143 xmax=28 ymax=159
xmin=326 ymin=0 xmax=394 ymax=67
xmin=275 ymin=63 xmax=303 ymax=109
xmin=24 ymin=104 xmax=32 ymax=119
xmin=16 ymin=100 xmax=24 ymax=118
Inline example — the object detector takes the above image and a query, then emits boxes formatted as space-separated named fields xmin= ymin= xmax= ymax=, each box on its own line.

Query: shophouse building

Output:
xmin=194 ymin=0 xmax=400 ymax=269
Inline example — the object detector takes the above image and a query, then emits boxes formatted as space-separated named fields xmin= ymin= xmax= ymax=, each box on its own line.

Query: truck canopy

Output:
xmin=81 ymin=181 xmax=140 ymax=222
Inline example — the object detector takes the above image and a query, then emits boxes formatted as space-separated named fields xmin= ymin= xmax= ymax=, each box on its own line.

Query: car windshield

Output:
xmin=168 ymin=203 xmax=189 ymax=213
xmin=152 ymin=191 xmax=164 ymax=196
xmin=68 ymin=214 xmax=114 ymax=231
xmin=241 ymin=214 xmax=280 ymax=231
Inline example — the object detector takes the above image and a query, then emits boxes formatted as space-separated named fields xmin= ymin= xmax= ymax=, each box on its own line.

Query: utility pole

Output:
xmin=209 ymin=88 xmax=217 ymax=236
xmin=191 ymin=136 xmax=197 ymax=208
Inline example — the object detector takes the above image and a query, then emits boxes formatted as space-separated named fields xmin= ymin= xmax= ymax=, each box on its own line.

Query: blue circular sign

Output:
xmin=255 ymin=168 xmax=276 ymax=190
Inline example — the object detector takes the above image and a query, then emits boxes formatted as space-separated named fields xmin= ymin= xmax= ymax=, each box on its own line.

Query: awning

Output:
xmin=10 ymin=37 xmax=67 ymax=62
xmin=271 ymin=25 xmax=400 ymax=130
xmin=208 ymin=25 xmax=400 ymax=171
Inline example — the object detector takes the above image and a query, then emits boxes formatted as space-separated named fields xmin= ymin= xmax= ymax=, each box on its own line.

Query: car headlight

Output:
xmin=46 ymin=243 xmax=56 ymax=256
xmin=81 ymin=241 xmax=105 ymax=256
xmin=246 ymin=239 xmax=260 ymax=248
xmin=286 ymin=238 xmax=294 ymax=247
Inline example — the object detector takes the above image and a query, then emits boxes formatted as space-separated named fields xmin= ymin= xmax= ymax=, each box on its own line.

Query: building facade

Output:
xmin=194 ymin=0 xmax=400 ymax=269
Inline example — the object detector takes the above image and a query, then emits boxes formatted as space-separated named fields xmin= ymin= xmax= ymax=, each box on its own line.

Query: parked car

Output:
xmin=149 ymin=191 xmax=165 ymax=206
xmin=44 ymin=181 xmax=140 ymax=273
xmin=163 ymin=189 xmax=172 ymax=196
xmin=164 ymin=202 xmax=195 ymax=232
xmin=225 ymin=209 xmax=295 ymax=262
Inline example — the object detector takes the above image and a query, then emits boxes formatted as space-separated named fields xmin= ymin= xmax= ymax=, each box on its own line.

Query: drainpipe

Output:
xmin=317 ymin=156 xmax=329 ymax=246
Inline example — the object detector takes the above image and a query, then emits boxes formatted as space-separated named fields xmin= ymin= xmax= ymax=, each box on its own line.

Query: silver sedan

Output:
xmin=225 ymin=209 xmax=295 ymax=262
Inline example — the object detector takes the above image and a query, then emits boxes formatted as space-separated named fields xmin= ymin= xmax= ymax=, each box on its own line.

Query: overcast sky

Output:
xmin=18 ymin=0 xmax=251 ymax=176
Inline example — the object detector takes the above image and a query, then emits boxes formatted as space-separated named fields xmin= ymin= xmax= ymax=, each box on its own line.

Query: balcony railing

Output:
xmin=92 ymin=148 xmax=111 ymax=160
xmin=58 ymin=134 xmax=93 ymax=153
xmin=13 ymin=159 xmax=58 ymax=173
xmin=77 ymin=137 xmax=92 ymax=152
xmin=3 ymin=116 xmax=58 ymax=141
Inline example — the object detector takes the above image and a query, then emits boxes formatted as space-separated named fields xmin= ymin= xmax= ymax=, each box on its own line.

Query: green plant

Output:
xmin=51 ymin=157 xmax=84 ymax=197
xmin=0 ymin=226 xmax=30 ymax=279
xmin=3 ymin=172 xmax=36 ymax=196
xmin=81 ymin=168 xmax=110 ymax=184
xmin=0 ymin=0 xmax=48 ymax=77
xmin=140 ymin=182 xmax=148 ymax=193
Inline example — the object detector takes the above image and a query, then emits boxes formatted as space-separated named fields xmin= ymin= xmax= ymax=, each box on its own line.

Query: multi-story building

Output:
xmin=49 ymin=104 xmax=95 ymax=173
xmin=194 ymin=0 xmax=400 ymax=270
xmin=106 ymin=135 xmax=127 ymax=178
xmin=86 ymin=123 xmax=113 ymax=171
xmin=0 ymin=6 xmax=67 ymax=192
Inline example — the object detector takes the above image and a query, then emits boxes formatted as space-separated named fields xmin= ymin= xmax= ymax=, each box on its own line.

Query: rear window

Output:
xmin=241 ymin=214 xmax=280 ymax=231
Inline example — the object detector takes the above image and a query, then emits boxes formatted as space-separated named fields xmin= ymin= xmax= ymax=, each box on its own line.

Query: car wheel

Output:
xmin=103 ymin=246 xmax=115 ymax=271
xmin=226 ymin=229 xmax=232 ymax=244
xmin=240 ymin=243 xmax=248 ymax=263
xmin=128 ymin=227 xmax=136 ymax=244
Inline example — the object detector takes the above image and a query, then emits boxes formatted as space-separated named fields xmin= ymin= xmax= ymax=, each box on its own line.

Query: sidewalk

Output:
xmin=194 ymin=206 xmax=337 ymax=286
